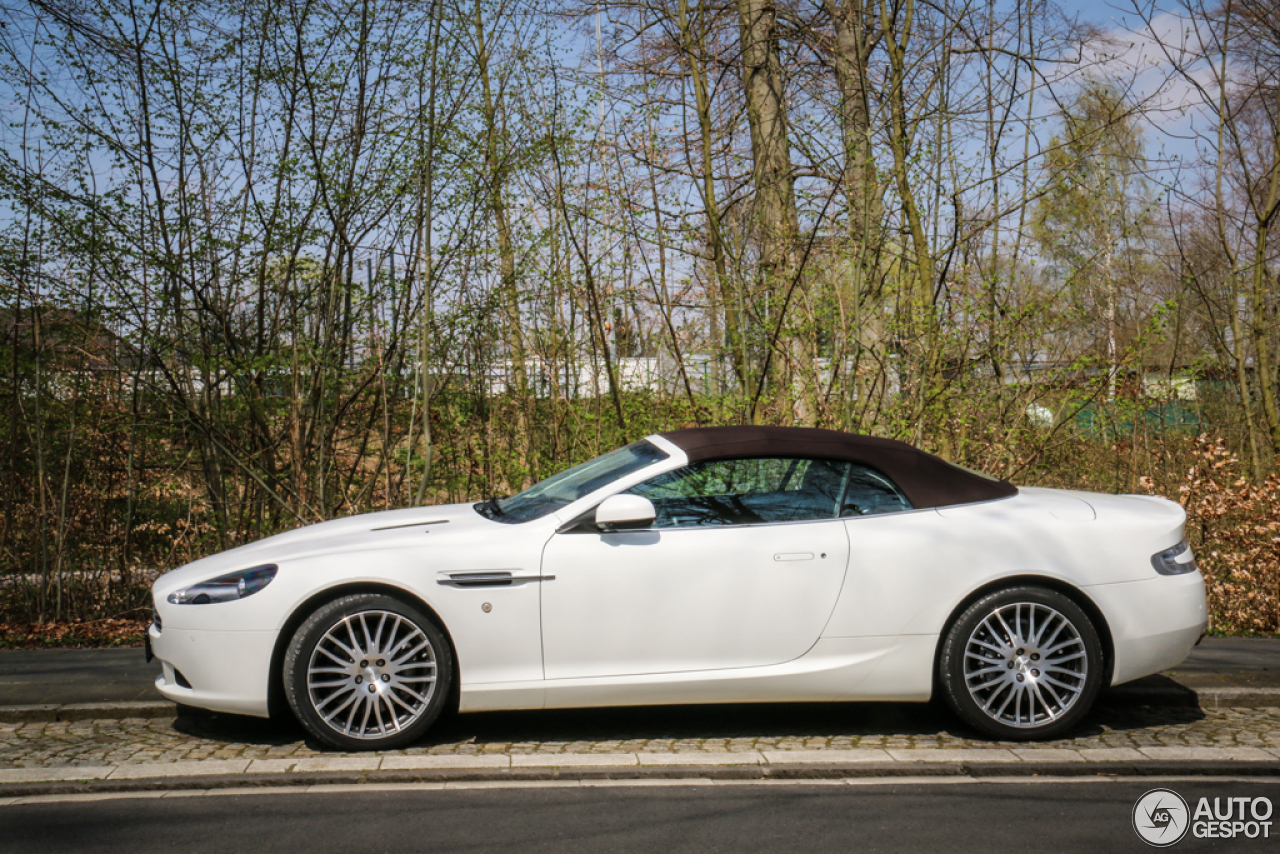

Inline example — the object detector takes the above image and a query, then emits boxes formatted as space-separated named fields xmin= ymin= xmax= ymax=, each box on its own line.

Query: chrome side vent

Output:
xmin=436 ymin=570 xmax=555 ymax=587
xmin=441 ymin=571 xmax=514 ymax=588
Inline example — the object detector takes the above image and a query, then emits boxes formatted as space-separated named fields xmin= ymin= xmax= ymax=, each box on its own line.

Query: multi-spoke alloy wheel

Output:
xmin=962 ymin=602 xmax=1086 ymax=728
xmin=284 ymin=594 xmax=453 ymax=751
xmin=940 ymin=587 xmax=1103 ymax=741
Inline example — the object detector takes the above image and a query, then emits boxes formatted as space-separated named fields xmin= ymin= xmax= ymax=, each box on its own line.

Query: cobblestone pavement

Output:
xmin=2 ymin=701 xmax=1279 ymax=769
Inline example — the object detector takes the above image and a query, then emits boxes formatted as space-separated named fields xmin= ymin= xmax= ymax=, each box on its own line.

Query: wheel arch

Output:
xmin=266 ymin=582 xmax=461 ymax=720
xmin=930 ymin=574 xmax=1115 ymax=700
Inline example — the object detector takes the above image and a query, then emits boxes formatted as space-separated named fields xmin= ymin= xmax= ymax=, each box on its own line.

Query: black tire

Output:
xmin=939 ymin=586 xmax=1104 ymax=741
xmin=283 ymin=593 xmax=453 ymax=751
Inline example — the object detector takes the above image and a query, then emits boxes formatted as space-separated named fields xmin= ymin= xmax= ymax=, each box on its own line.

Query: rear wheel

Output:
xmin=283 ymin=593 xmax=453 ymax=751
xmin=939 ymin=586 xmax=1103 ymax=741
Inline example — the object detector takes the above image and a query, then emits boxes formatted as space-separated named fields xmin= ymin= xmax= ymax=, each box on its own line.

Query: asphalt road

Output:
xmin=1168 ymin=639 xmax=1280 ymax=675
xmin=0 ymin=648 xmax=158 ymax=705
xmin=2 ymin=779 xmax=1278 ymax=853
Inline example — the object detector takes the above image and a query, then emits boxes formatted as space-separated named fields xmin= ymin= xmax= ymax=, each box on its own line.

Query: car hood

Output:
xmin=153 ymin=502 xmax=499 ymax=592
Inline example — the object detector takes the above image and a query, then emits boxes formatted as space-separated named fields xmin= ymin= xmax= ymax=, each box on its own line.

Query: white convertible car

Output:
xmin=148 ymin=426 xmax=1207 ymax=749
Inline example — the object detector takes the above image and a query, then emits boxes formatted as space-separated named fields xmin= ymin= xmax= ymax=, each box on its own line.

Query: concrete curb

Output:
xmin=1180 ymin=687 xmax=1280 ymax=709
xmin=1 ymin=760 xmax=1279 ymax=800
xmin=3 ymin=746 xmax=1280 ymax=791
xmin=0 ymin=701 xmax=175 ymax=723
xmin=1099 ymin=684 xmax=1280 ymax=709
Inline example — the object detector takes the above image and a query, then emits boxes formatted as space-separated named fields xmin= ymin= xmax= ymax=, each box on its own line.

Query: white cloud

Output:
xmin=1082 ymin=6 xmax=1224 ymax=126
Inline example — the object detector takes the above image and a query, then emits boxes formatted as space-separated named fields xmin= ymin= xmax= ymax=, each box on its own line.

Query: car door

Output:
xmin=539 ymin=457 xmax=852 ymax=680
xmin=819 ymin=464 xmax=942 ymax=640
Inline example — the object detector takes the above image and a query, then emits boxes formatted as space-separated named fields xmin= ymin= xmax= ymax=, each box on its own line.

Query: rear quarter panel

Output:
xmin=823 ymin=488 xmax=1187 ymax=640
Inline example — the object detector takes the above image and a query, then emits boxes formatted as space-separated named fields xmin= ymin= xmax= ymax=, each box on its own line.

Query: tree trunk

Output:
xmin=879 ymin=0 xmax=938 ymax=415
xmin=1248 ymin=80 xmax=1280 ymax=462
xmin=676 ymin=0 xmax=744 ymax=390
xmin=474 ymin=0 xmax=526 ymax=397
xmin=735 ymin=0 xmax=800 ymax=419
xmin=824 ymin=0 xmax=882 ymax=263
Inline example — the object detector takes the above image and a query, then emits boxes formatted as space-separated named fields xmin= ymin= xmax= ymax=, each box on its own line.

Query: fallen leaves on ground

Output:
xmin=0 ymin=618 xmax=147 ymax=649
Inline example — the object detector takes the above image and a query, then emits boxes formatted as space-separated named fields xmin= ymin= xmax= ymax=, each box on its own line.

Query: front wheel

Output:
xmin=939 ymin=586 xmax=1104 ymax=741
xmin=283 ymin=593 xmax=453 ymax=751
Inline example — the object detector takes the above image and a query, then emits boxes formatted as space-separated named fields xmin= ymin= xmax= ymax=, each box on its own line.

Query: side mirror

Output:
xmin=594 ymin=494 xmax=656 ymax=531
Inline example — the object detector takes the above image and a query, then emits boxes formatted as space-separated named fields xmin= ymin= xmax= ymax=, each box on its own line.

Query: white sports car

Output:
xmin=148 ymin=426 xmax=1207 ymax=749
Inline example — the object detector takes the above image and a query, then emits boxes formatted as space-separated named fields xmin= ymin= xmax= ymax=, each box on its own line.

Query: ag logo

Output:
xmin=1133 ymin=788 xmax=1190 ymax=847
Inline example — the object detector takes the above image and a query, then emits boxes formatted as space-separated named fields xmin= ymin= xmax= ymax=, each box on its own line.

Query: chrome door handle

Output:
xmin=773 ymin=553 xmax=814 ymax=562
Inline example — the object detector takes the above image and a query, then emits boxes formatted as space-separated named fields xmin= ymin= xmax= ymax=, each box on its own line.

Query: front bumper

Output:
xmin=149 ymin=622 xmax=277 ymax=717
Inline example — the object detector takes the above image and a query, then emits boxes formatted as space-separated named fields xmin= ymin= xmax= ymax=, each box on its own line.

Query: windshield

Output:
xmin=478 ymin=440 xmax=670 ymax=523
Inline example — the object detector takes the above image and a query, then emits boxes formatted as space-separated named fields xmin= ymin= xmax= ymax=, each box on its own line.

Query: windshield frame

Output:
xmin=476 ymin=440 xmax=672 ymax=524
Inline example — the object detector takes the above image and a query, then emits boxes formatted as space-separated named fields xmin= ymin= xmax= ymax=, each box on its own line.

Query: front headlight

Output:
xmin=1151 ymin=541 xmax=1198 ymax=576
xmin=167 ymin=564 xmax=278 ymax=605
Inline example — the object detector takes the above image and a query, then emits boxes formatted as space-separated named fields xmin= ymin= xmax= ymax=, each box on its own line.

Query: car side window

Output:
xmin=628 ymin=457 xmax=857 ymax=528
xmin=840 ymin=465 xmax=913 ymax=516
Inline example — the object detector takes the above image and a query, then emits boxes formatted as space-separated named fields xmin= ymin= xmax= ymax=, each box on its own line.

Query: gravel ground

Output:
xmin=2 ymin=702 xmax=1278 ymax=768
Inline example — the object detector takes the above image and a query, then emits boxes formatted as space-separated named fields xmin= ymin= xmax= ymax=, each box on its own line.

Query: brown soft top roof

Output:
xmin=657 ymin=426 xmax=1017 ymax=509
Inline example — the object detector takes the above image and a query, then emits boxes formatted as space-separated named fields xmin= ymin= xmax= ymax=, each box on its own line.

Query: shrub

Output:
xmin=1143 ymin=436 xmax=1280 ymax=635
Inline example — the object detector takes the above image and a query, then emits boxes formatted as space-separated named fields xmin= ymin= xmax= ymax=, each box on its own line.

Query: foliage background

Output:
xmin=0 ymin=0 xmax=1277 ymax=641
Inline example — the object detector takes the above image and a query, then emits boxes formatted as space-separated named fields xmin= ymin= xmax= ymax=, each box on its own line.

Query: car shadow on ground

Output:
xmin=171 ymin=683 xmax=1207 ymax=751
xmin=172 ymin=706 xmax=307 ymax=747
